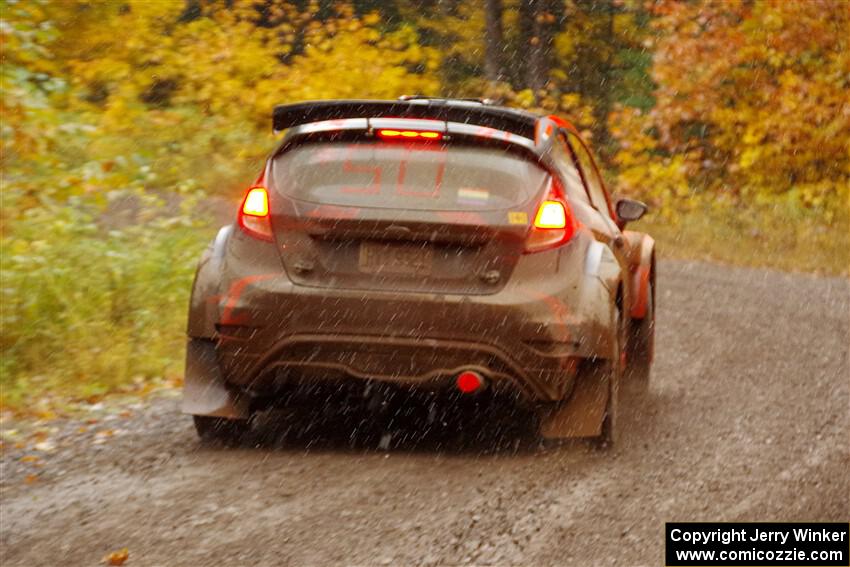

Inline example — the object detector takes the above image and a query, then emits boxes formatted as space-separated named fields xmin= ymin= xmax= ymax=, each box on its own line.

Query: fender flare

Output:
xmin=622 ymin=231 xmax=655 ymax=320
xmin=186 ymin=225 xmax=232 ymax=338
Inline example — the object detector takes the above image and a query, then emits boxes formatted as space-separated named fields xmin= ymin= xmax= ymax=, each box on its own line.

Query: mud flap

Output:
xmin=181 ymin=338 xmax=249 ymax=419
xmin=539 ymin=363 xmax=610 ymax=439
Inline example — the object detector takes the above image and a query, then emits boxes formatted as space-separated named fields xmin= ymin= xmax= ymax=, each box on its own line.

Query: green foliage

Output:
xmin=0 ymin=192 xmax=211 ymax=411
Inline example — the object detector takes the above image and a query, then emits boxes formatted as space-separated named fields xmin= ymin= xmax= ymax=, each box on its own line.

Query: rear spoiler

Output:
xmin=272 ymin=99 xmax=539 ymax=140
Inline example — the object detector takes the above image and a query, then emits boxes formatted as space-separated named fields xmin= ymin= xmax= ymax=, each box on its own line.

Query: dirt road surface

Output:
xmin=2 ymin=260 xmax=848 ymax=566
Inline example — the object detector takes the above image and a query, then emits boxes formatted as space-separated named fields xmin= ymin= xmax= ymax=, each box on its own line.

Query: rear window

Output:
xmin=271 ymin=141 xmax=548 ymax=211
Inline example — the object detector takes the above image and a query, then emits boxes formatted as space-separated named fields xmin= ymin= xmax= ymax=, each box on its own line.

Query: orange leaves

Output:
xmin=104 ymin=548 xmax=130 ymax=566
xmin=20 ymin=452 xmax=43 ymax=485
xmin=630 ymin=0 xmax=850 ymax=215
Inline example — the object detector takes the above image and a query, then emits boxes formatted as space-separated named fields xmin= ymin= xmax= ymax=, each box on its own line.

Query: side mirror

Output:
xmin=615 ymin=198 xmax=648 ymax=227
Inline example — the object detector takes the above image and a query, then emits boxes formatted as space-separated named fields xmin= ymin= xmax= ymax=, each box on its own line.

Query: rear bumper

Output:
xmin=220 ymin=331 xmax=577 ymax=402
xmin=212 ymin=272 xmax=613 ymax=403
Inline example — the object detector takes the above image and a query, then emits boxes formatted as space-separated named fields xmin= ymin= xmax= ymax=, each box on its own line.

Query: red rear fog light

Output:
xmin=456 ymin=371 xmax=485 ymax=394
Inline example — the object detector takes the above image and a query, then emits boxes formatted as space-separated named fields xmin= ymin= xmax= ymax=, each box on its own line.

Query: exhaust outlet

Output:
xmin=456 ymin=370 xmax=486 ymax=394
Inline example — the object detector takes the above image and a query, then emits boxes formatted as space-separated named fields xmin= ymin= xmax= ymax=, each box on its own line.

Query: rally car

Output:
xmin=182 ymin=97 xmax=655 ymax=445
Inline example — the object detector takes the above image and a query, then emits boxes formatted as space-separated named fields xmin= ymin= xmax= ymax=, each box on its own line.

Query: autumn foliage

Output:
xmin=614 ymin=0 xmax=849 ymax=220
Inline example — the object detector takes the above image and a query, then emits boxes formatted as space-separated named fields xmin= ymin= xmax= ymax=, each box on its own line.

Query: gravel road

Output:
xmin=1 ymin=260 xmax=848 ymax=566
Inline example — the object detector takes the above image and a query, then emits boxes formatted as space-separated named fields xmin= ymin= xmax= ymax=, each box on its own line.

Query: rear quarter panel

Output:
xmin=187 ymin=224 xmax=286 ymax=338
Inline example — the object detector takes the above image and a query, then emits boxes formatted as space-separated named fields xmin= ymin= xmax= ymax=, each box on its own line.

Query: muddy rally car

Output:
xmin=183 ymin=97 xmax=655 ymax=445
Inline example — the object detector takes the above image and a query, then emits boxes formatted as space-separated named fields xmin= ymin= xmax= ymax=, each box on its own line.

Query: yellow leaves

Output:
xmin=608 ymin=105 xmax=694 ymax=216
xmin=741 ymin=128 xmax=764 ymax=146
xmin=738 ymin=147 xmax=761 ymax=170
xmin=281 ymin=20 xmax=439 ymax=103
xmin=643 ymin=0 xmax=850 ymax=216
xmin=362 ymin=12 xmax=381 ymax=27
xmin=762 ymin=10 xmax=784 ymax=32
xmin=513 ymin=90 xmax=537 ymax=109
xmin=127 ymin=0 xmax=180 ymax=21
xmin=104 ymin=548 xmax=129 ymax=566
xmin=613 ymin=12 xmax=640 ymax=42
xmin=4 ymin=0 xmax=442 ymax=193
xmin=411 ymin=1 xmax=484 ymax=65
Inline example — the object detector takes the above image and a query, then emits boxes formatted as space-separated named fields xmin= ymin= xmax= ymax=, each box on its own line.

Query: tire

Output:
xmin=627 ymin=279 xmax=654 ymax=392
xmin=597 ymin=359 xmax=620 ymax=447
xmin=193 ymin=415 xmax=250 ymax=445
xmin=599 ymin=306 xmax=625 ymax=447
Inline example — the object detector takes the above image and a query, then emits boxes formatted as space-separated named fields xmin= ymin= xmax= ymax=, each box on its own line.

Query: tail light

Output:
xmin=525 ymin=180 xmax=576 ymax=253
xmin=534 ymin=200 xmax=567 ymax=228
xmin=238 ymin=186 xmax=273 ymax=241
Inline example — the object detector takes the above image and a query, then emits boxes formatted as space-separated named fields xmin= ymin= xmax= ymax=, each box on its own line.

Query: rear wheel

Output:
xmin=593 ymin=360 xmax=620 ymax=447
xmin=193 ymin=415 xmax=250 ymax=445
xmin=627 ymin=279 xmax=654 ymax=392
xmin=599 ymin=306 xmax=626 ymax=446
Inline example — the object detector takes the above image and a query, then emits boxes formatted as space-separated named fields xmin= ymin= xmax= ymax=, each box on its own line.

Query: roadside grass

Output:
xmin=633 ymin=205 xmax=849 ymax=277
xmin=1 ymin=204 xmax=212 ymax=418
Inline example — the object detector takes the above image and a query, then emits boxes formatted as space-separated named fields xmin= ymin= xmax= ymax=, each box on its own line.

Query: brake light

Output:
xmin=534 ymin=201 xmax=567 ymax=229
xmin=238 ymin=187 xmax=273 ymax=241
xmin=378 ymin=129 xmax=442 ymax=141
xmin=242 ymin=187 xmax=269 ymax=216
xmin=525 ymin=187 xmax=576 ymax=253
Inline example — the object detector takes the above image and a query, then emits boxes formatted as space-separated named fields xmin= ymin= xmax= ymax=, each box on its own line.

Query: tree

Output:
xmin=648 ymin=0 xmax=849 ymax=214
xmin=484 ymin=0 xmax=505 ymax=83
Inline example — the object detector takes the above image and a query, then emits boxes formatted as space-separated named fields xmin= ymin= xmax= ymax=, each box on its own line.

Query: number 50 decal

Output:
xmin=396 ymin=146 xmax=446 ymax=199
xmin=341 ymin=145 xmax=381 ymax=194
xmin=341 ymin=144 xmax=447 ymax=200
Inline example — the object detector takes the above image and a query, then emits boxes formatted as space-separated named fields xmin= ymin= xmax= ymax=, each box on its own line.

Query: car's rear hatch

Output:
xmin=268 ymin=138 xmax=549 ymax=294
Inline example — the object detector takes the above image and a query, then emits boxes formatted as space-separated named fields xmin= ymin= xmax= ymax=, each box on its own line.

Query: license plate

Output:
xmin=359 ymin=242 xmax=433 ymax=276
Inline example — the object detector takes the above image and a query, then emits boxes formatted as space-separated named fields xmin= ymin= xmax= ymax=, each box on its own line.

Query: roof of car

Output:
xmin=272 ymin=98 xmax=577 ymax=152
